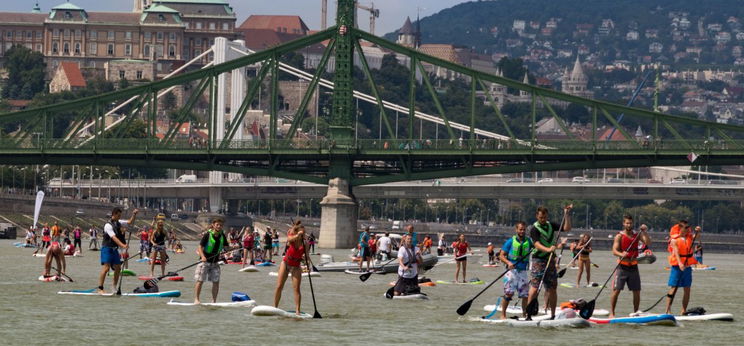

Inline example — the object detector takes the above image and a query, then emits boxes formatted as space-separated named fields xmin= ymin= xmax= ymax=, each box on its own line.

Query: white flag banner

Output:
xmin=33 ymin=191 xmax=45 ymax=229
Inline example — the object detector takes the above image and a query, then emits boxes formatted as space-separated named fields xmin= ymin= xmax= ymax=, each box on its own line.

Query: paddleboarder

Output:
xmin=42 ymin=239 xmax=66 ymax=279
xmin=377 ymin=232 xmax=392 ymax=261
xmin=453 ymin=234 xmax=472 ymax=283
xmin=241 ymin=226 xmax=256 ymax=267
xmin=526 ymin=205 xmax=572 ymax=319
xmin=498 ymin=221 xmax=533 ymax=319
xmin=608 ymin=214 xmax=650 ymax=318
xmin=97 ymin=207 xmax=139 ymax=294
xmin=149 ymin=214 xmax=169 ymax=277
xmin=575 ymin=233 xmax=593 ymax=287
xmin=273 ymin=221 xmax=307 ymax=315
xmin=194 ymin=216 xmax=234 ymax=304
xmin=665 ymin=224 xmax=700 ymax=315
xmin=72 ymin=226 xmax=83 ymax=254
xmin=358 ymin=226 xmax=372 ymax=272
xmin=394 ymin=234 xmax=423 ymax=296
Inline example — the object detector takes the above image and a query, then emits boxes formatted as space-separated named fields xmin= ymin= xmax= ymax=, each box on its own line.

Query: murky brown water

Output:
xmin=2 ymin=239 xmax=741 ymax=345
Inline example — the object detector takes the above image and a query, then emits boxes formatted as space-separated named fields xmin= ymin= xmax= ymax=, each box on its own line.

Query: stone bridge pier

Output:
xmin=318 ymin=178 xmax=358 ymax=249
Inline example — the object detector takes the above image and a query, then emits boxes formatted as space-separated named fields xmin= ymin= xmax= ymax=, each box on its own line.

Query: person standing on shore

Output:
xmin=665 ymin=224 xmax=700 ymax=315
xmin=609 ymin=214 xmax=651 ymax=318
xmin=194 ymin=217 xmax=234 ymax=304
xmin=526 ymin=205 xmax=572 ymax=319
xmin=97 ymin=207 xmax=138 ymax=294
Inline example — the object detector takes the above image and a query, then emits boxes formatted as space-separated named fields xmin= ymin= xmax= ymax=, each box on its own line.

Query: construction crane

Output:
xmin=321 ymin=1 xmax=379 ymax=35
xmin=356 ymin=2 xmax=380 ymax=35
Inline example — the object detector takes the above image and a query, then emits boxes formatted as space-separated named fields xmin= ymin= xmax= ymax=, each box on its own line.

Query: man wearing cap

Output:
xmin=194 ymin=217 xmax=236 ymax=304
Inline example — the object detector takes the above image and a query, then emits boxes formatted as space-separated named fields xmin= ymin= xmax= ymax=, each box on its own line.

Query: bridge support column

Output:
xmin=209 ymin=187 xmax=223 ymax=213
xmin=318 ymin=178 xmax=357 ymax=248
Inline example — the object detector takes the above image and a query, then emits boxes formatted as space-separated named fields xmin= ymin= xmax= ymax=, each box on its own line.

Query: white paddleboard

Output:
xmin=507 ymin=317 xmax=592 ymax=328
xmin=33 ymin=253 xmax=82 ymax=258
xmin=57 ymin=289 xmax=116 ymax=296
xmin=675 ymin=313 xmax=733 ymax=321
xmin=384 ymin=293 xmax=429 ymax=300
xmin=474 ymin=314 xmax=552 ymax=323
xmin=250 ymin=305 xmax=312 ymax=319
xmin=482 ymin=305 xmax=609 ymax=316
xmin=239 ymin=266 xmax=259 ymax=273
xmin=344 ymin=269 xmax=380 ymax=275
xmin=167 ymin=299 xmax=256 ymax=308
xmin=38 ymin=275 xmax=69 ymax=282
xmin=268 ymin=271 xmax=321 ymax=278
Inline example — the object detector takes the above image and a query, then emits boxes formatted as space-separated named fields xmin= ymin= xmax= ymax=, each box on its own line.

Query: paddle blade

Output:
xmin=385 ymin=287 xmax=395 ymax=299
xmin=526 ymin=297 xmax=539 ymax=317
xmin=557 ymin=267 xmax=567 ymax=278
xmin=359 ymin=272 xmax=373 ymax=282
xmin=312 ymin=264 xmax=319 ymax=272
xmin=313 ymin=310 xmax=322 ymax=319
xmin=456 ymin=299 xmax=473 ymax=315
xmin=579 ymin=299 xmax=595 ymax=319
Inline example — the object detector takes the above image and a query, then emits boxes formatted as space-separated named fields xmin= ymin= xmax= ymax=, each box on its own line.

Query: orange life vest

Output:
xmin=668 ymin=234 xmax=698 ymax=267
xmin=618 ymin=231 xmax=639 ymax=266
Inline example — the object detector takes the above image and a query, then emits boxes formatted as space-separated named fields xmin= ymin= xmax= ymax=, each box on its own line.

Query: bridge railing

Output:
xmin=0 ymin=137 xmax=740 ymax=152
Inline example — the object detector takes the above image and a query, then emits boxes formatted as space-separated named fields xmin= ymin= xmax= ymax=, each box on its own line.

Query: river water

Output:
xmin=1 ymin=239 xmax=741 ymax=345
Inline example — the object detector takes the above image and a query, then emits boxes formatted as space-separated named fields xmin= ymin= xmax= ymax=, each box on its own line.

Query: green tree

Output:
xmin=2 ymin=45 xmax=46 ymax=99
xmin=118 ymin=77 xmax=130 ymax=90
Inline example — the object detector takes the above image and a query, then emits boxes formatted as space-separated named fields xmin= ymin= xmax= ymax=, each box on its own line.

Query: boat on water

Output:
xmin=315 ymin=252 xmax=438 ymax=273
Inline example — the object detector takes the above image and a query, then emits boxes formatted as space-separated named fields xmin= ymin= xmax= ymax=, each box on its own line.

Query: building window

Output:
xmin=125 ymin=44 xmax=132 ymax=56
xmin=35 ymin=44 xmax=42 ymax=52
xmin=6 ymin=31 xmax=11 ymax=39
xmin=195 ymin=38 xmax=202 ymax=46
xmin=90 ymin=30 xmax=97 ymax=39
xmin=89 ymin=42 xmax=97 ymax=54
xmin=222 ymin=23 xmax=229 ymax=31
xmin=194 ymin=48 xmax=201 ymax=57
xmin=107 ymin=43 xmax=114 ymax=55
xmin=169 ymin=32 xmax=176 ymax=41
xmin=52 ymin=42 xmax=58 ymax=53
xmin=209 ymin=22 xmax=216 ymax=30
xmin=108 ymin=31 xmax=114 ymax=40
xmin=26 ymin=31 xmax=32 ymax=40
xmin=75 ymin=29 xmax=81 ymax=38
xmin=195 ymin=22 xmax=202 ymax=29
xmin=74 ymin=42 xmax=81 ymax=54
xmin=168 ymin=44 xmax=175 ymax=57
xmin=156 ymin=44 xmax=163 ymax=58
xmin=158 ymin=14 xmax=166 ymax=22
xmin=63 ymin=42 xmax=70 ymax=54
xmin=136 ymin=71 xmax=143 ymax=79
xmin=36 ymin=31 xmax=42 ymax=39
xmin=51 ymin=29 xmax=57 ymax=38
xmin=157 ymin=32 xmax=163 ymax=41
xmin=185 ymin=22 xmax=190 ymax=29
xmin=119 ymin=70 xmax=125 ymax=79
xmin=64 ymin=29 xmax=70 ymax=38
xmin=64 ymin=11 xmax=72 ymax=19
xmin=144 ymin=32 xmax=151 ymax=41
xmin=125 ymin=31 xmax=132 ymax=40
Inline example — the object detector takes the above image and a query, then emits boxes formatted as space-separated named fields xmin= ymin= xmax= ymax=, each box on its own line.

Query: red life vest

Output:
xmin=618 ymin=231 xmax=639 ymax=266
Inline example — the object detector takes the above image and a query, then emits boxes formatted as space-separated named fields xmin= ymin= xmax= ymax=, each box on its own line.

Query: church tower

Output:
xmin=396 ymin=17 xmax=416 ymax=48
xmin=562 ymin=56 xmax=591 ymax=98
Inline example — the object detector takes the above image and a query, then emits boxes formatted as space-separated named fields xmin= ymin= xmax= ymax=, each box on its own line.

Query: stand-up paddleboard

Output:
xmin=481 ymin=264 xmax=499 ymax=268
xmin=239 ymin=266 xmax=258 ymax=273
xmin=675 ymin=313 xmax=733 ymax=321
xmin=167 ymin=299 xmax=257 ymax=308
xmin=250 ymin=305 xmax=312 ymax=319
xmin=122 ymin=290 xmax=181 ymax=298
xmin=135 ymin=258 xmax=150 ymax=263
xmin=388 ymin=281 xmax=436 ymax=287
xmin=383 ymin=293 xmax=429 ymax=300
xmin=482 ymin=305 xmax=610 ymax=316
xmin=435 ymin=279 xmax=484 ymax=285
xmin=256 ymin=262 xmax=275 ymax=267
xmin=507 ymin=317 xmax=592 ymax=328
xmin=33 ymin=253 xmax=82 ymax=258
xmin=57 ymin=289 xmax=116 ymax=296
xmin=560 ymin=282 xmax=603 ymax=289
xmin=38 ymin=275 xmax=69 ymax=282
xmin=344 ymin=269 xmax=382 ymax=275
xmin=665 ymin=266 xmax=716 ymax=271
xmin=14 ymin=243 xmax=36 ymax=248
xmin=268 ymin=271 xmax=321 ymax=278
xmin=589 ymin=314 xmax=677 ymax=326
xmin=138 ymin=276 xmax=183 ymax=281
xmin=108 ymin=269 xmax=136 ymax=276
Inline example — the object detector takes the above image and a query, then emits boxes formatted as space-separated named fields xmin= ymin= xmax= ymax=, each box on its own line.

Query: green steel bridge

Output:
xmin=2 ymin=1 xmax=744 ymax=246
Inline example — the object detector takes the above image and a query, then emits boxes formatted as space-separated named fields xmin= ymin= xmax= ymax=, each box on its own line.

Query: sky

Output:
xmin=7 ymin=0 xmax=471 ymax=35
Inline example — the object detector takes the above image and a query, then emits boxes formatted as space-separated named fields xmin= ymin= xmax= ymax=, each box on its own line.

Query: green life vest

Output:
xmin=204 ymin=229 xmax=225 ymax=254
xmin=533 ymin=221 xmax=555 ymax=259
xmin=508 ymin=236 xmax=533 ymax=262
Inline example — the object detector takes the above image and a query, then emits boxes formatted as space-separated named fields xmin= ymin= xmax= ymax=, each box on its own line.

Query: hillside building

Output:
xmin=561 ymin=56 xmax=592 ymax=98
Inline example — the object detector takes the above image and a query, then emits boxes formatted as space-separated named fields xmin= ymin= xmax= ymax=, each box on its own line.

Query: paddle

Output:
xmin=303 ymin=240 xmax=322 ymax=319
xmin=525 ymin=214 xmax=567 ymax=318
xmin=140 ymin=245 xmax=245 ymax=288
xmin=116 ymin=229 xmax=134 ymax=295
xmin=456 ymin=250 xmax=533 ymax=315
xmin=360 ymin=256 xmax=398 ymax=282
xmin=557 ymin=237 xmax=593 ymax=278
xmin=578 ymin=229 xmax=643 ymax=319
xmin=50 ymin=267 xmax=74 ymax=282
